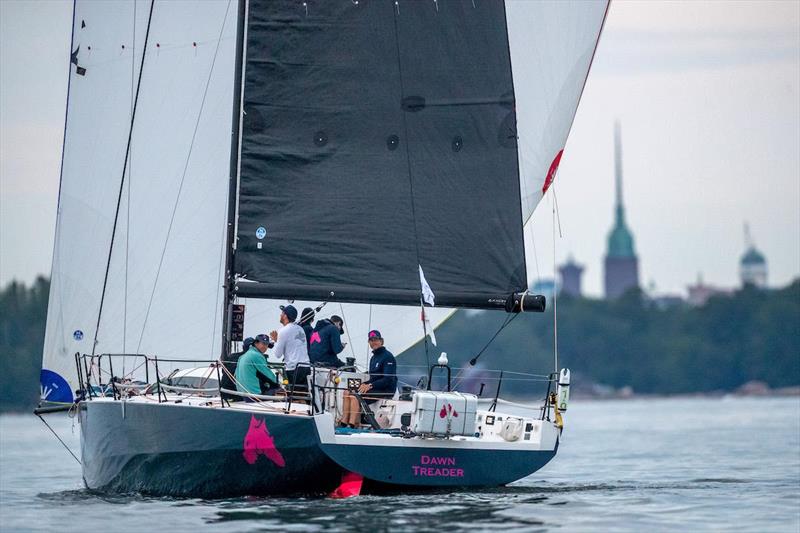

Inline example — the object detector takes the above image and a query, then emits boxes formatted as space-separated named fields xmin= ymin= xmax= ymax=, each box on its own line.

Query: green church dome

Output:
xmin=741 ymin=247 xmax=765 ymax=266
xmin=607 ymin=206 xmax=636 ymax=258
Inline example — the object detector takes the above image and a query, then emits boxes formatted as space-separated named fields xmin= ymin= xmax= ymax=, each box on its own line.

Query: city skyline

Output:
xmin=2 ymin=0 xmax=799 ymax=297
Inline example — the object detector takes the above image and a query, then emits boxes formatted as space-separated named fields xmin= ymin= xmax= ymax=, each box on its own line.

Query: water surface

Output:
xmin=1 ymin=397 xmax=798 ymax=532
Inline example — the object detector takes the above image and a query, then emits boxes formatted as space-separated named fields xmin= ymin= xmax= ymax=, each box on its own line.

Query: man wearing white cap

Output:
xmin=270 ymin=304 xmax=310 ymax=394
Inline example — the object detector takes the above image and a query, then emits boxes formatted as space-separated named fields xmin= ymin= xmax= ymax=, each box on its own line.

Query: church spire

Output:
xmin=606 ymin=122 xmax=635 ymax=258
xmin=604 ymin=121 xmax=639 ymax=299
xmin=614 ymin=120 xmax=625 ymax=225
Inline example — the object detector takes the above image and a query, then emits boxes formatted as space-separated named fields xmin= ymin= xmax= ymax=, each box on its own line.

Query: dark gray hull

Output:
xmin=79 ymin=401 xmax=341 ymax=497
xmin=320 ymin=442 xmax=557 ymax=488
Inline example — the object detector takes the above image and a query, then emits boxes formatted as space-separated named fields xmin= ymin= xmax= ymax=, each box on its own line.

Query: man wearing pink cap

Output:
xmin=339 ymin=330 xmax=397 ymax=428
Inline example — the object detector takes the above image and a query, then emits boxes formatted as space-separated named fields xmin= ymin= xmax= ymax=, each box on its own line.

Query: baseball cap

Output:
xmin=330 ymin=314 xmax=344 ymax=333
xmin=299 ymin=307 xmax=315 ymax=325
xmin=280 ymin=304 xmax=298 ymax=322
xmin=254 ymin=333 xmax=270 ymax=345
xmin=368 ymin=329 xmax=382 ymax=340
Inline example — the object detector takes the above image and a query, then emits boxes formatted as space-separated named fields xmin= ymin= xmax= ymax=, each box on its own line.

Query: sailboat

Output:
xmin=37 ymin=0 xmax=608 ymax=497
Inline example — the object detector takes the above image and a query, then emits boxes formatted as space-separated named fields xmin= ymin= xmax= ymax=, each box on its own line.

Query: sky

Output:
xmin=1 ymin=0 xmax=799 ymax=297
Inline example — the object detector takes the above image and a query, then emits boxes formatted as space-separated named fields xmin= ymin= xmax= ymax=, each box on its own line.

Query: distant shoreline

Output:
xmin=4 ymin=386 xmax=798 ymax=415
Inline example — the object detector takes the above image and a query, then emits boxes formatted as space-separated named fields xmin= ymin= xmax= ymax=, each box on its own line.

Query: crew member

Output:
xmin=220 ymin=336 xmax=253 ymax=401
xmin=270 ymin=305 xmax=311 ymax=394
xmin=235 ymin=334 xmax=281 ymax=398
xmin=299 ymin=307 xmax=315 ymax=350
xmin=308 ymin=315 xmax=347 ymax=368
xmin=340 ymin=330 xmax=397 ymax=427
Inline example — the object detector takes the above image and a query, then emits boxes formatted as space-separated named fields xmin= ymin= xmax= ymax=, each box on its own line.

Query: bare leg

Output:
xmin=340 ymin=391 xmax=351 ymax=426
xmin=347 ymin=395 xmax=361 ymax=427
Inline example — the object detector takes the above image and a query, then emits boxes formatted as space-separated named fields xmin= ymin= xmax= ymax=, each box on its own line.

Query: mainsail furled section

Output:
xmin=41 ymin=0 xmax=235 ymax=403
xmin=505 ymin=0 xmax=609 ymax=221
xmin=234 ymin=0 xmax=528 ymax=309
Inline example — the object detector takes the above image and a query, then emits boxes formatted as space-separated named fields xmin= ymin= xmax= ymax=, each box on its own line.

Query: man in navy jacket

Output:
xmin=339 ymin=330 xmax=397 ymax=427
xmin=308 ymin=315 xmax=347 ymax=368
xmin=360 ymin=329 xmax=397 ymax=398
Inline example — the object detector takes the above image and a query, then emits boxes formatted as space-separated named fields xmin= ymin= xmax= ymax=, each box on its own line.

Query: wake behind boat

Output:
xmin=37 ymin=0 xmax=608 ymax=497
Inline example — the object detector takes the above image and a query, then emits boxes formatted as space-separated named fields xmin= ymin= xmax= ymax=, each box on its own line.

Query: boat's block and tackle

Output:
xmin=411 ymin=391 xmax=478 ymax=437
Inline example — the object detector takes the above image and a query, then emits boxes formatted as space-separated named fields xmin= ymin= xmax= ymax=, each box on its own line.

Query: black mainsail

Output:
xmin=233 ymin=0 xmax=527 ymax=309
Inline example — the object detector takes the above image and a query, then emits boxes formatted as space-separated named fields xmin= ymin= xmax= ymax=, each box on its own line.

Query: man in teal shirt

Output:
xmin=235 ymin=334 xmax=280 ymax=396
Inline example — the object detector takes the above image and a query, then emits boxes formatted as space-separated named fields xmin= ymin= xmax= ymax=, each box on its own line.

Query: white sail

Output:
xmin=41 ymin=0 xmax=236 ymax=402
xmin=506 ymin=0 xmax=609 ymax=221
xmin=41 ymin=0 xmax=607 ymax=402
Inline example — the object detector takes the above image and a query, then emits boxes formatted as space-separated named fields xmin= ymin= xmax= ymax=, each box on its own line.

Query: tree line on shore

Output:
xmin=1 ymin=276 xmax=798 ymax=411
xmin=400 ymin=279 xmax=800 ymax=398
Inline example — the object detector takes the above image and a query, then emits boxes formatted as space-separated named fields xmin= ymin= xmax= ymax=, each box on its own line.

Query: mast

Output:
xmin=220 ymin=0 xmax=247 ymax=360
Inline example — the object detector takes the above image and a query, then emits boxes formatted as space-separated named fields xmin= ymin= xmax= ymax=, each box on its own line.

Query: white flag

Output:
xmin=418 ymin=264 xmax=435 ymax=307
xmin=421 ymin=308 xmax=437 ymax=346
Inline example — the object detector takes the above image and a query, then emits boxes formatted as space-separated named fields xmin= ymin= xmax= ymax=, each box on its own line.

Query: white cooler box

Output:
xmin=411 ymin=391 xmax=478 ymax=437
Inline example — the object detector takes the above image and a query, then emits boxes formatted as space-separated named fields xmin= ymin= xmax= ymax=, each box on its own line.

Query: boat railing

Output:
xmin=74 ymin=353 xmax=556 ymax=420
xmin=218 ymin=388 xmax=289 ymax=402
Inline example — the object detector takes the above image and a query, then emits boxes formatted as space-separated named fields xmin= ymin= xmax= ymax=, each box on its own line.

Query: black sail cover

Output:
xmin=234 ymin=0 xmax=528 ymax=309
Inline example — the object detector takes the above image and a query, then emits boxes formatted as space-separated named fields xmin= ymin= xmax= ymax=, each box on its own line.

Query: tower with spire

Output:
xmin=604 ymin=122 xmax=639 ymax=299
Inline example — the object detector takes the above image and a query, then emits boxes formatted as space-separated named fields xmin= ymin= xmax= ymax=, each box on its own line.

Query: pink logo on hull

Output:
xmin=243 ymin=415 xmax=286 ymax=467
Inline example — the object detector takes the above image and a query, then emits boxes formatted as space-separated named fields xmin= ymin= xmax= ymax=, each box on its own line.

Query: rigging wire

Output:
xmin=210 ymin=213 xmax=229 ymax=357
xmin=390 ymin=10 xmax=430 ymax=371
xmin=91 ymin=0 xmax=155 ymax=368
xmin=366 ymin=304 xmax=373 ymax=362
xmin=528 ymin=222 xmax=543 ymax=288
xmin=338 ymin=303 xmax=356 ymax=361
xmin=450 ymin=312 xmax=520 ymax=390
xmin=36 ymin=415 xmax=81 ymax=465
xmin=552 ymin=186 xmax=560 ymax=373
xmin=123 ymin=0 xmax=137 ymax=378
xmin=135 ymin=0 xmax=233 ymax=353
xmin=49 ymin=0 xmax=78 ymax=381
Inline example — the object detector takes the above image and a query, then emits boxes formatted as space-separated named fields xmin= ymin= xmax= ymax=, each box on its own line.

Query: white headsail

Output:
xmin=506 ymin=0 xmax=609 ymax=221
xmin=41 ymin=0 xmax=235 ymax=402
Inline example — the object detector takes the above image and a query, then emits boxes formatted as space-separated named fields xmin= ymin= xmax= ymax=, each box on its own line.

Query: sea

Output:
xmin=1 ymin=397 xmax=798 ymax=532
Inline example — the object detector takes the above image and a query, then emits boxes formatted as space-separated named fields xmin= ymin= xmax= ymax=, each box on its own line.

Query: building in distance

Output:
xmin=559 ymin=256 xmax=584 ymax=297
xmin=604 ymin=122 xmax=639 ymax=299
xmin=740 ymin=224 xmax=767 ymax=288
xmin=687 ymin=273 xmax=734 ymax=307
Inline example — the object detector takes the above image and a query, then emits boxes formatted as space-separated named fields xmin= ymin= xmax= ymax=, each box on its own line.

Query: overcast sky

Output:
xmin=1 ymin=0 xmax=798 ymax=297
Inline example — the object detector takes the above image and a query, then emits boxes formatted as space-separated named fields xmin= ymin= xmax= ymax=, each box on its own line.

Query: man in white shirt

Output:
xmin=269 ymin=305 xmax=310 ymax=395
